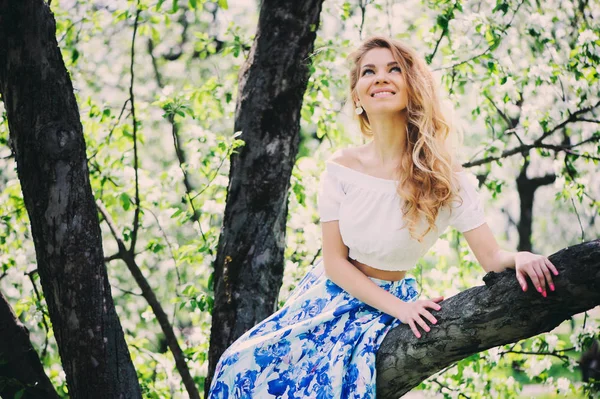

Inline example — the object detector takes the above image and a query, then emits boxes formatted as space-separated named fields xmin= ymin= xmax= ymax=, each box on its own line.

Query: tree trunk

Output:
xmin=376 ymin=239 xmax=600 ymax=398
xmin=515 ymin=158 xmax=556 ymax=252
xmin=205 ymin=0 xmax=324 ymax=393
xmin=0 ymin=1 xmax=141 ymax=398
xmin=0 ymin=290 xmax=59 ymax=399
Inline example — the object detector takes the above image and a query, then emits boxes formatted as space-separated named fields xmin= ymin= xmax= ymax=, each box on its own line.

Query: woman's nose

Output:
xmin=375 ymin=72 xmax=389 ymax=84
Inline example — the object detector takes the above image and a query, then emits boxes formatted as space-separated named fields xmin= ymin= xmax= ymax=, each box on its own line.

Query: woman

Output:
xmin=207 ymin=36 xmax=558 ymax=399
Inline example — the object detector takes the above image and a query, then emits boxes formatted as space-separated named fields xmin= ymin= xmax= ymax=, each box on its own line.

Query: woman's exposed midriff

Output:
xmin=349 ymin=257 xmax=407 ymax=281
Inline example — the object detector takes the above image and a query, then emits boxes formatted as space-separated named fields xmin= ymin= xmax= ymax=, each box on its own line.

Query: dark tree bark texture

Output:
xmin=205 ymin=0 xmax=325 ymax=393
xmin=377 ymin=239 xmax=600 ymax=398
xmin=0 ymin=290 xmax=59 ymax=399
xmin=0 ymin=1 xmax=141 ymax=398
xmin=516 ymin=159 xmax=556 ymax=252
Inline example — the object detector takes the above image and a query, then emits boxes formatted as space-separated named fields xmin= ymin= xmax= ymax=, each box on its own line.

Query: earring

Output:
xmin=354 ymin=102 xmax=364 ymax=115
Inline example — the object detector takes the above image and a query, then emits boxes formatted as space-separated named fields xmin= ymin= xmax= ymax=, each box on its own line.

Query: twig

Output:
xmin=113 ymin=285 xmax=143 ymax=297
xmin=129 ymin=5 xmax=142 ymax=254
xmin=26 ymin=270 xmax=50 ymax=359
xmin=499 ymin=348 xmax=576 ymax=363
xmin=571 ymin=196 xmax=586 ymax=242
xmin=97 ymin=200 xmax=201 ymax=399
xmin=434 ymin=0 xmax=525 ymax=71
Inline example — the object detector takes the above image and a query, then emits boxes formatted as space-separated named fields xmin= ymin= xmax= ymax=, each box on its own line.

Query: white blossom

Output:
xmin=578 ymin=29 xmax=599 ymax=47
xmin=529 ymin=64 xmax=554 ymax=82
xmin=557 ymin=377 xmax=571 ymax=393
xmin=545 ymin=334 xmax=559 ymax=351
xmin=202 ymin=199 xmax=224 ymax=215
xmin=525 ymin=357 xmax=553 ymax=379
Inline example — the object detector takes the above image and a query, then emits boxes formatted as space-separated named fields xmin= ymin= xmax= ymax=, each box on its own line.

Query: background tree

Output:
xmin=205 ymin=0 xmax=326 ymax=392
xmin=0 ymin=0 xmax=141 ymax=397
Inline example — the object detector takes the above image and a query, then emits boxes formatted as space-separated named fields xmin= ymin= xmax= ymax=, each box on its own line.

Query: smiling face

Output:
xmin=354 ymin=47 xmax=409 ymax=116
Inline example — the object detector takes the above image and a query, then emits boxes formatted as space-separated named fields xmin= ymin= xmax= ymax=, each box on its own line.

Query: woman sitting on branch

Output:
xmin=207 ymin=35 xmax=558 ymax=399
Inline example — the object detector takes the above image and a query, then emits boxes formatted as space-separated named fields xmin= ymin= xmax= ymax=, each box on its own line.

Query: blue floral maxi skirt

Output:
xmin=207 ymin=258 xmax=419 ymax=399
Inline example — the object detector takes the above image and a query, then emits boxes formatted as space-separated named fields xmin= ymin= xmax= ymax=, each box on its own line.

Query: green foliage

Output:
xmin=0 ymin=0 xmax=598 ymax=397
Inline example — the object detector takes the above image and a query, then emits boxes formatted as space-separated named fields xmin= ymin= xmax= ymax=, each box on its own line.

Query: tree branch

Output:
xmin=129 ymin=5 xmax=142 ymax=255
xmin=97 ymin=201 xmax=201 ymax=399
xmin=0 ymin=290 xmax=59 ymax=399
xmin=377 ymin=239 xmax=600 ymax=398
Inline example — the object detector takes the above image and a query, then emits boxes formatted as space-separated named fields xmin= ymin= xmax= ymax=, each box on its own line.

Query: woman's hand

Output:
xmin=515 ymin=251 xmax=559 ymax=297
xmin=397 ymin=297 xmax=444 ymax=339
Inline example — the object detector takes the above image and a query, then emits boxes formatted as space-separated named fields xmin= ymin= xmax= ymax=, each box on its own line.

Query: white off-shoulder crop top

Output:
xmin=317 ymin=161 xmax=486 ymax=271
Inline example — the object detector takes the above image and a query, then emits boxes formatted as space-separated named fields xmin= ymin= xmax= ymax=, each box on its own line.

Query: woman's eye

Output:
xmin=362 ymin=66 xmax=401 ymax=76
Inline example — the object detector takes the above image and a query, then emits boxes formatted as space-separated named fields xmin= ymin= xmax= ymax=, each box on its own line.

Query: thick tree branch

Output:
xmin=0 ymin=290 xmax=59 ymax=399
xmin=377 ymin=239 xmax=600 ymax=398
xmin=206 ymin=1 xmax=325 ymax=393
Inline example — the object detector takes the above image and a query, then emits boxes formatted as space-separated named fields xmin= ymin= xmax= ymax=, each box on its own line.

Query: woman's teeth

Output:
xmin=372 ymin=91 xmax=394 ymax=97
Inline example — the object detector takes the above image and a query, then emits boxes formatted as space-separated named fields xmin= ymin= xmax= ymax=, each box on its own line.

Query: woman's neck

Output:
xmin=366 ymin=112 xmax=408 ymax=167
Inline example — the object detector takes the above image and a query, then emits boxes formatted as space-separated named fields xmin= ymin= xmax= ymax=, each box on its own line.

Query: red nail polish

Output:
xmin=537 ymin=287 xmax=542 ymax=293
xmin=550 ymin=284 xmax=555 ymax=291
xmin=542 ymin=291 xmax=547 ymax=297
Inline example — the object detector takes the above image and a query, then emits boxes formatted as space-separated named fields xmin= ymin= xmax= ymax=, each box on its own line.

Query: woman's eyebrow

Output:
xmin=361 ymin=61 xmax=399 ymax=69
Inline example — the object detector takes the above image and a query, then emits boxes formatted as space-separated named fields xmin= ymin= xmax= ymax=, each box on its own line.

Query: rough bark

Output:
xmin=377 ymin=239 xmax=600 ymax=398
xmin=0 ymin=1 xmax=141 ymax=398
xmin=516 ymin=159 xmax=556 ymax=252
xmin=0 ymin=290 xmax=59 ymax=399
xmin=205 ymin=0 xmax=325 ymax=393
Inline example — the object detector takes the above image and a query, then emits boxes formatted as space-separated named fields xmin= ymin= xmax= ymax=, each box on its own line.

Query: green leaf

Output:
xmin=120 ymin=193 xmax=131 ymax=211
xmin=218 ymin=0 xmax=228 ymax=9
xmin=171 ymin=208 xmax=183 ymax=218
xmin=189 ymin=0 xmax=197 ymax=9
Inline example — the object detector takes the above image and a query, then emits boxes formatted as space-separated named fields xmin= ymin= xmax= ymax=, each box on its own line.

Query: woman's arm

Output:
xmin=321 ymin=221 xmax=406 ymax=316
xmin=321 ymin=220 xmax=442 ymax=338
xmin=462 ymin=222 xmax=559 ymax=296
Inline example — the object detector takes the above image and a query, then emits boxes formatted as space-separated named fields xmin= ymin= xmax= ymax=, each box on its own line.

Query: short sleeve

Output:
xmin=448 ymin=171 xmax=486 ymax=232
xmin=317 ymin=170 xmax=345 ymax=222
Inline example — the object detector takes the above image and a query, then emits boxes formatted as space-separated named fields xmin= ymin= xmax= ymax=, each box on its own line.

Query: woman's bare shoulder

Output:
xmin=327 ymin=147 xmax=362 ymax=169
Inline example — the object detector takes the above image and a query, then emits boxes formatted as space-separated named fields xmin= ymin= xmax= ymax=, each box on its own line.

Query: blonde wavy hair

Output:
xmin=348 ymin=36 xmax=463 ymax=242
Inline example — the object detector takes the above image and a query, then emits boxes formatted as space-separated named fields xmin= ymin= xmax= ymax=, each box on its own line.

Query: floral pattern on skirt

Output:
xmin=207 ymin=258 xmax=419 ymax=399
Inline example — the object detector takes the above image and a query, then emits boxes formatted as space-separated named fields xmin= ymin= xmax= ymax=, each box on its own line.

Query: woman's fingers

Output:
xmin=419 ymin=308 xmax=438 ymax=325
xmin=414 ymin=315 xmax=431 ymax=333
xmin=422 ymin=299 xmax=442 ymax=311
xmin=545 ymin=258 xmax=559 ymax=276
xmin=408 ymin=320 xmax=421 ymax=339
xmin=538 ymin=261 xmax=554 ymax=293
xmin=532 ymin=263 xmax=548 ymax=295
xmin=526 ymin=266 xmax=543 ymax=294
xmin=516 ymin=271 xmax=528 ymax=291
xmin=405 ymin=300 xmax=444 ymax=338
